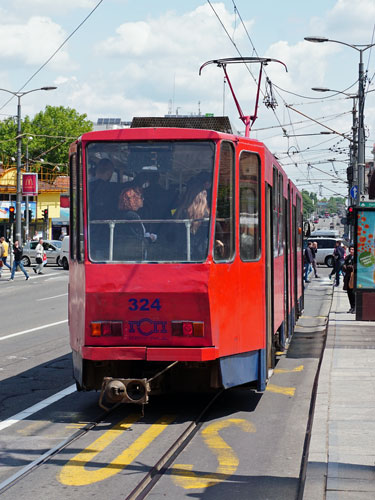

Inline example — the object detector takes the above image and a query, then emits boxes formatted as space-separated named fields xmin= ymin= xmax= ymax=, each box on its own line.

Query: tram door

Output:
xmin=284 ymin=195 xmax=290 ymax=340
xmin=292 ymin=204 xmax=298 ymax=320
xmin=265 ymin=184 xmax=274 ymax=372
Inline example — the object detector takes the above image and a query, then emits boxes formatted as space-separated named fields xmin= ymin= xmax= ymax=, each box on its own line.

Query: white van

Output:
xmin=59 ymin=235 xmax=69 ymax=270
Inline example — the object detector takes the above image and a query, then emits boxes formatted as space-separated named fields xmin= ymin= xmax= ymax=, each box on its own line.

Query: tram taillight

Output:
xmin=91 ymin=321 xmax=123 ymax=337
xmin=171 ymin=321 xmax=204 ymax=337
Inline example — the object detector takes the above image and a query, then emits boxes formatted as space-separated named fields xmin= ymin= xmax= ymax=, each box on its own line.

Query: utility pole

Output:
xmin=357 ymin=50 xmax=366 ymax=202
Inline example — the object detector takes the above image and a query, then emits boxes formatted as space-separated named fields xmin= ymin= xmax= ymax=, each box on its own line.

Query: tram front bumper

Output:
xmin=81 ymin=346 xmax=219 ymax=362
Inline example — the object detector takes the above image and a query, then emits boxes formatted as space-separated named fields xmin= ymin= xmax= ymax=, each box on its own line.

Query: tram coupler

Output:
xmin=98 ymin=377 xmax=151 ymax=411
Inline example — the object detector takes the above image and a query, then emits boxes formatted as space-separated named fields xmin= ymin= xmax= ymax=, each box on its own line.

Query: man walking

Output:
xmin=34 ymin=238 xmax=45 ymax=274
xmin=304 ymin=241 xmax=314 ymax=283
xmin=311 ymin=241 xmax=320 ymax=278
xmin=9 ymin=241 xmax=29 ymax=281
xmin=333 ymin=240 xmax=345 ymax=287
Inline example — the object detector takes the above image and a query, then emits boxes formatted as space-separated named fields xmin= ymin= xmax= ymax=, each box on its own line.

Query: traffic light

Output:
xmin=347 ymin=205 xmax=355 ymax=224
xmin=43 ymin=208 xmax=48 ymax=221
xmin=9 ymin=206 xmax=15 ymax=223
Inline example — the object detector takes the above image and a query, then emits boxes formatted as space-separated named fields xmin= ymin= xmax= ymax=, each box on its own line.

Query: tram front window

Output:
xmin=86 ymin=141 xmax=215 ymax=262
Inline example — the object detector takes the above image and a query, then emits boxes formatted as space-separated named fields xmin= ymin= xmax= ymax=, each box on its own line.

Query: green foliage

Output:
xmin=0 ymin=105 xmax=92 ymax=174
xmin=302 ymin=190 xmax=315 ymax=218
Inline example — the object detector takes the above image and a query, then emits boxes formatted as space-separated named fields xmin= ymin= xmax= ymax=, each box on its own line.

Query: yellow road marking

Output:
xmin=65 ymin=423 xmax=87 ymax=429
xmin=266 ymin=384 xmax=296 ymax=396
xmin=17 ymin=420 xmax=46 ymax=435
xmin=172 ymin=418 xmax=255 ymax=489
xmin=274 ymin=364 xmax=304 ymax=374
xmin=59 ymin=413 xmax=175 ymax=486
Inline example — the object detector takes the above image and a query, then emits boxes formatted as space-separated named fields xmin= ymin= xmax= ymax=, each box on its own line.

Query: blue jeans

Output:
xmin=2 ymin=256 xmax=11 ymax=270
xmin=304 ymin=263 xmax=312 ymax=282
xmin=10 ymin=260 xmax=29 ymax=279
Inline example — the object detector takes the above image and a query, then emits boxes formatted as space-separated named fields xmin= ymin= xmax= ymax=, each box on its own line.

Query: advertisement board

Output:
xmin=22 ymin=173 xmax=38 ymax=196
xmin=356 ymin=209 xmax=375 ymax=290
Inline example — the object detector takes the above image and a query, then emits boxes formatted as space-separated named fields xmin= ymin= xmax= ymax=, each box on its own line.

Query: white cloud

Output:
xmin=0 ymin=16 xmax=70 ymax=68
xmin=310 ymin=0 xmax=375 ymax=42
xmin=96 ymin=3 xmax=252 ymax=60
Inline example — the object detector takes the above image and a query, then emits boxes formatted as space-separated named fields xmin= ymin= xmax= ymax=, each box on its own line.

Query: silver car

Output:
xmin=21 ymin=240 xmax=62 ymax=267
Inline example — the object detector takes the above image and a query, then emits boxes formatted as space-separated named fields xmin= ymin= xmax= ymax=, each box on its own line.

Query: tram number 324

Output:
xmin=128 ymin=298 xmax=162 ymax=311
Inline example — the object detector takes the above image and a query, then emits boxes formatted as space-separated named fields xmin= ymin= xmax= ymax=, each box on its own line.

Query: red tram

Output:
xmin=68 ymin=57 xmax=303 ymax=405
xmin=68 ymin=118 xmax=303 ymax=405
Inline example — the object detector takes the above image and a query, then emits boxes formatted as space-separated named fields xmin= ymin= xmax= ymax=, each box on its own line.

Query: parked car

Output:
xmin=58 ymin=236 xmax=69 ymax=270
xmin=306 ymin=237 xmax=341 ymax=267
xmin=21 ymin=240 xmax=62 ymax=266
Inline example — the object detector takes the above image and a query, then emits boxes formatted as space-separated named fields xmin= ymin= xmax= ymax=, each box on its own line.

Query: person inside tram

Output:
xmin=113 ymin=184 xmax=157 ymax=260
xmin=165 ymin=179 xmax=210 ymax=260
xmin=134 ymin=168 xmax=173 ymax=232
xmin=88 ymin=158 xmax=117 ymax=260
xmin=89 ymin=158 xmax=116 ymax=220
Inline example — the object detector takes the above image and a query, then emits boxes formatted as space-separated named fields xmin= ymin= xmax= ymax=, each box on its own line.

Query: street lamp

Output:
xmin=305 ymin=36 xmax=375 ymax=202
xmin=0 ymin=86 xmax=57 ymax=245
xmin=311 ymin=86 xmax=358 ymax=208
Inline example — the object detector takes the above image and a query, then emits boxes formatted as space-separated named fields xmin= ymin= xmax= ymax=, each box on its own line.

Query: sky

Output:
xmin=0 ymin=0 xmax=375 ymax=198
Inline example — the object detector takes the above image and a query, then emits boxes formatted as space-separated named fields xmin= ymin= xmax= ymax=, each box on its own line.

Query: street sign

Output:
xmin=359 ymin=201 xmax=375 ymax=208
xmin=350 ymin=185 xmax=358 ymax=200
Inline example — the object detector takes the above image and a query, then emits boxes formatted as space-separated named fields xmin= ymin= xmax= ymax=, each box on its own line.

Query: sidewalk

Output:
xmin=303 ymin=284 xmax=375 ymax=499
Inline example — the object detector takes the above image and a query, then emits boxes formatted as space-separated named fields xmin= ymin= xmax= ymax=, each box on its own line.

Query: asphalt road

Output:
xmin=0 ymin=265 xmax=71 ymax=420
xmin=0 ymin=263 xmax=334 ymax=499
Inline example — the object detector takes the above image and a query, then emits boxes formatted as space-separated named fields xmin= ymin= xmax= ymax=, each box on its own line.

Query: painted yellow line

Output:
xmin=59 ymin=413 xmax=175 ymax=486
xmin=65 ymin=423 xmax=87 ymax=429
xmin=266 ymin=384 xmax=296 ymax=396
xmin=274 ymin=364 xmax=304 ymax=374
xmin=17 ymin=421 xmax=46 ymax=436
xmin=172 ymin=418 xmax=255 ymax=489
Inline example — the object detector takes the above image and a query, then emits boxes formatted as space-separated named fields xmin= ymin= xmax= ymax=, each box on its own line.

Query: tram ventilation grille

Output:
xmin=131 ymin=116 xmax=233 ymax=134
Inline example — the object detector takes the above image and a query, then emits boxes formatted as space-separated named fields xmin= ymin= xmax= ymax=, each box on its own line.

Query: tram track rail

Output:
xmin=0 ymin=390 xmax=224 ymax=497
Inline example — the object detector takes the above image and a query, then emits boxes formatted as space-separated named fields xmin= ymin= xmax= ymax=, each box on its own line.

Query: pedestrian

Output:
xmin=34 ymin=238 xmax=45 ymax=274
xmin=304 ymin=241 xmax=314 ymax=283
xmin=0 ymin=236 xmax=11 ymax=271
xmin=343 ymin=245 xmax=355 ymax=313
xmin=333 ymin=240 xmax=345 ymax=287
xmin=311 ymin=241 xmax=320 ymax=278
xmin=0 ymin=240 xmax=3 ymax=279
xmin=9 ymin=241 xmax=29 ymax=281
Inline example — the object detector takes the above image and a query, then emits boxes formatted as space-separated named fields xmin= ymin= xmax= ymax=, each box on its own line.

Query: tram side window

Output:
xmin=214 ymin=142 xmax=234 ymax=261
xmin=78 ymin=146 xmax=84 ymax=261
xmin=69 ymin=153 xmax=77 ymax=261
xmin=296 ymin=195 xmax=302 ymax=250
xmin=272 ymin=168 xmax=278 ymax=257
xmin=239 ymin=152 xmax=260 ymax=261
xmin=278 ymin=172 xmax=284 ymax=256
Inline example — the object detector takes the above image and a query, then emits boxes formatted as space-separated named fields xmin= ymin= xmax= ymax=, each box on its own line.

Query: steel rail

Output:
xmin=124 ymin=389 xmax=224 ymax=500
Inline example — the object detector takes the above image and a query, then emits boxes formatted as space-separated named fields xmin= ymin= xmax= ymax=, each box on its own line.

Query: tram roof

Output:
xmin=78 ymin=116 xmax=265 ymax=145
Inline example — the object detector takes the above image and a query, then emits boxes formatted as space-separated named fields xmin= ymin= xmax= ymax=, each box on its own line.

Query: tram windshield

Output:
xmin=86 ymin=141 xmax=215 ymax=262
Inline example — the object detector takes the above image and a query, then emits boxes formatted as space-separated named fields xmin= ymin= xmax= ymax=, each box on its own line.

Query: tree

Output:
xmin=302 ymin=190 xmax=315 ymax=218
xmin=0 ymin=105 xmax=92 ymax=174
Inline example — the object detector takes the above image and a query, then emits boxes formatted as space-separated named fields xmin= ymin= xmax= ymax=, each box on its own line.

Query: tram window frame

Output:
xmin=272 ymin=167 xmax=279 ymax=257
xmin=296 ymin=195 xmax=302 ymax=251
xmin=278 ymin=172 xmax=284 ymax=256
xmin=213 ymin=141 xmax=235 ymax=263
xmin=69 ymin=152 xmax=77 ymax=262
xmin=239 ymin=151 xmax=261 ymax=262
xmin=77 ymin=145 xmax=84 ymax=262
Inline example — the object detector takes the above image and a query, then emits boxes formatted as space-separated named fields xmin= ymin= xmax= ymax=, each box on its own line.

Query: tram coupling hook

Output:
xmin=99 ymin=377 xmax=151 ymax=411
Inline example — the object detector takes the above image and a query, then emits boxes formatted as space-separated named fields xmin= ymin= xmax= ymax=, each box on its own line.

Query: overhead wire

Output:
xmin=0 ymin=0 xmax=104 ymax=113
